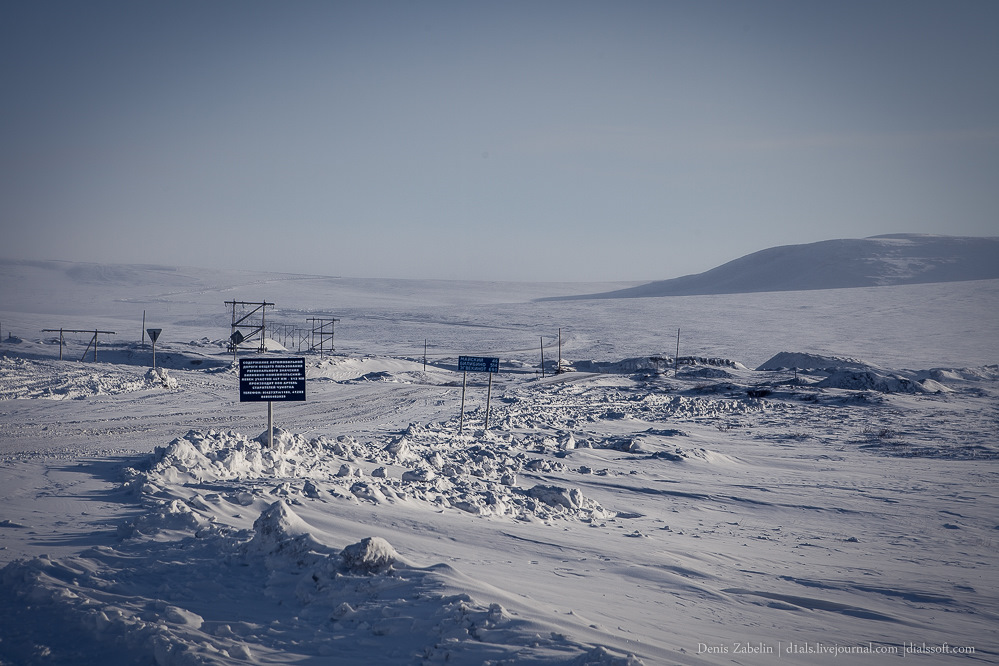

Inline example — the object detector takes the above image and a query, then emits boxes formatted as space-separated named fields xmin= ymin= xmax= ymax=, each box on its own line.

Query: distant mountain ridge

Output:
xmin=542 ymin=234 xmax=999 ymax=300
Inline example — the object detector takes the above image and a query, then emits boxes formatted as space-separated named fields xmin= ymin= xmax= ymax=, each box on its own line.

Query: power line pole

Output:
xmin=540 ymin=336 xmax=545 ymax=379
xmin=675 ymin=328 xmax=680 ymax=377
xmin=557 ymin=328 xmax=562 ymax=375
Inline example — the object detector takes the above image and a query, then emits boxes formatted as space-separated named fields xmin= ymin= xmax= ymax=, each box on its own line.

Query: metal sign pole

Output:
xmin=456 ymin=356 xmax=499 ymax=434
xmin=459 ymin=370 xmax=467 ymax=435
xmin=268 ymin=401 xmax=273 ymax=449
xmin=147 ymin=329 xmax=162 ymax=370
xmin=485 ymin=371 xmax=493 ymax=430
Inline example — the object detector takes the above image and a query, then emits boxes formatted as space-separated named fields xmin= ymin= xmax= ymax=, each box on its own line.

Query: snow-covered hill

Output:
xmin=544 ymin=234 xmax=999 ymax=299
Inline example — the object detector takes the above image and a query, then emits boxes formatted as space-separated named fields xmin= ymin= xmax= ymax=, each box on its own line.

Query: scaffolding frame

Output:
xmin=306 ymin=316 xmax=339 ymax=358
xmin=225 ymin=300 xmax=274 ymax=357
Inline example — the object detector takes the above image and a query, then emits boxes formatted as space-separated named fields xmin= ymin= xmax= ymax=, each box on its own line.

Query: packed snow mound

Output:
xmin=567 ymin=355 xmax=744 ymax=374
xmin=572 ymin=646 xmax=646 ymax=666
xmin=117 ymin=498 xmax=207 ymax=538
xmin=544 ymin=234 xmax=999 ymax=299
xmin=502 ymin=383 xmax=770 ymax=433
xmin=756 ymin=352 xmax=962 ymax=393
xmin=308 ymin=356 xmax=452 ymax=384
xmin=253 ymin=500 xmax=320 ymax=543
xmin=132 ymin=427 xmax=612 ymax=523
xmin=906 ymin=365 xmax=999 ymax=383
xmin=816 ymin=370 xmax=948 ymax=394
xmin=756 ymin=351 xmax=881 ymax=372
xmin=142 ymin=429 xmax=329 ymax=485
xmin=145 ymin=367 xmax=178 ymax=389
xmin=341 ymin=536 xmax=401 ymax=573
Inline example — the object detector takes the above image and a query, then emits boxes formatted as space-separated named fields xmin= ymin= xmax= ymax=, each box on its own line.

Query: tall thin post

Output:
xmin=557 ymin=328 xmax=562 ymax=375
xmin=260 ymin=302 xmax=266 ymax=353
xmin=485 ymin=372 xmax=493 ymax=430
xmin=231 ymin=301 xmax=238 ymax=362
xmin=459 ymin=371 xmax=467 ymax=434
xmin=675 ymin=327 xmax=680 ymax=377
xmin=59 ymin=329 xmax=64 ymax=360
xmin=141 ymin=310 xmax=146 ymax=346
xmin=267 ymin=401 xmax=274 ymax=448
xmin=424 ymin=339 xmax=427 ymax=371
xmin=540 ymin=337 xmax=545 ymax=379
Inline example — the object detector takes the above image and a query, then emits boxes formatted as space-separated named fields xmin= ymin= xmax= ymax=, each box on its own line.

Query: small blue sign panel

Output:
xmin=239 ymin=357 xmax=306 ymax=402
xmin=458 ymin=356 xmax=499 ymax=373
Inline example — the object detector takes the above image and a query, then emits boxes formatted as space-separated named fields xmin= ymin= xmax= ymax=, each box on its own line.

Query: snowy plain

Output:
xmin=0 ymin=257 xmax=997 ymax=665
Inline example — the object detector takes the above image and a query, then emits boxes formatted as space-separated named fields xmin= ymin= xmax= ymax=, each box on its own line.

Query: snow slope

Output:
xmin=1 ymin=259 xmax=997 ymax=664
xmin=545 ymin=234 xmax=999 ymax=299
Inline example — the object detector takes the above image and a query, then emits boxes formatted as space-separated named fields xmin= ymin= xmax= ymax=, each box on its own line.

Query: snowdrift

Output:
xmin=3 ymin=496 xmax=638 ymax=665
xmin=756 ymin=351 xmax=953 ymax=393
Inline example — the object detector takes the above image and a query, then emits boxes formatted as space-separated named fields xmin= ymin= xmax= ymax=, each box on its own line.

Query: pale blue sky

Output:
xmin=2 ymin=1 xmax=997 ymax=281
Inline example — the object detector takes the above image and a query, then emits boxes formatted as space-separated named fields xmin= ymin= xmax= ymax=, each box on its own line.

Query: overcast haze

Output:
xmin=2 ymin=1 xmax=997 ymax=282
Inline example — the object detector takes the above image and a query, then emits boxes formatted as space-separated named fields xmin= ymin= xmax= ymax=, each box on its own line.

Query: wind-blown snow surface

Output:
xmin=1 ymin=261 xmax=997 ymax=664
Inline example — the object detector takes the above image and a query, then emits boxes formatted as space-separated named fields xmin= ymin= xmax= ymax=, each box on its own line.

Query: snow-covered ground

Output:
xmin=1 ymin=260 xmax=997 ymax=664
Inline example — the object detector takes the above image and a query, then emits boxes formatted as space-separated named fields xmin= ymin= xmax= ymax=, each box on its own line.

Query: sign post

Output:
xmin=147 ymin=328 xmax=162 ymax=370
xmin=457 ymin=356 xmax=499 ymax=434
xmin=239 ymin=357 xmax=306 ymax=448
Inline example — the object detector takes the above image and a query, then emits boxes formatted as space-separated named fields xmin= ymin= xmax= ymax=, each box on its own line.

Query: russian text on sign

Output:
xmin=458 ymin=356 xmax=499 ymax=373
xmin=239 ymin=357 xmax=306 ymax=402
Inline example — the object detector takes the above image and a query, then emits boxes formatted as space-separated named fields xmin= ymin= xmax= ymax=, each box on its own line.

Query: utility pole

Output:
xmin=675 ymin=328 xmax=680 ymax=377
xmin=540 ymin=337 xmax=545 ymax=379
xmin=557 ymin=328 xmax=562 ymax=375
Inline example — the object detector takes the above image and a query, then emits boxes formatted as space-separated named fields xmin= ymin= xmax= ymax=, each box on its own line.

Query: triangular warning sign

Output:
xmin=147 ymin=328 xmax=162 ymax=343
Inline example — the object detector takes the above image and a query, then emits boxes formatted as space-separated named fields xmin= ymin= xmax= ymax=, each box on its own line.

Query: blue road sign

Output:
xmin=458 ymin=356 xmax=499 ymax=373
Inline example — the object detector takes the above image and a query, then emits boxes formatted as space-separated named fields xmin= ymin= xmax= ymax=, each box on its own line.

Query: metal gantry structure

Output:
xmin=41 ymin=328 xmax=117 ymax=361
xmin=222 ymin=303 xmax=339 ymax=358
xmin=225 ymin=300 xmax=274 ymax=357
xmin=306 ymin=316 xmax=339 ymax=358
